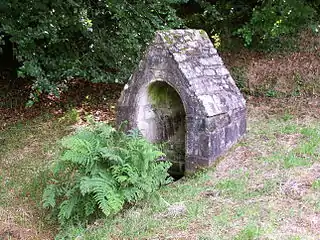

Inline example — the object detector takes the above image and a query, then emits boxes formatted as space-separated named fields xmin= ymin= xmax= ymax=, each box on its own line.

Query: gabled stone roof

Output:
xmin=153 ymin=29 xmax=246 ymax=117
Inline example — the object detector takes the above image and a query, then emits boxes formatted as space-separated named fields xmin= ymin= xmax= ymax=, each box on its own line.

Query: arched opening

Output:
xmin=136 ymin=81 xmax=186 ymax=179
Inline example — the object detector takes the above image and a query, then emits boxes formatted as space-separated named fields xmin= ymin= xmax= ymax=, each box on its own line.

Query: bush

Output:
xmin=237 ymin=0 xmax=317 ymax=50
xmin=1 ymin=0 xmax=319 ymax=102
xmin=42 ymin=120 xmax=172 ymax=225
xmin=177 ymin=0 xmax=319 ymax=51
xmin=0 ymin=0 xmax=183 ymax=104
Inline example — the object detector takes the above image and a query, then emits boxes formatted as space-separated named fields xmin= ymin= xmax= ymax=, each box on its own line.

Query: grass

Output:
xmin=312 ymin=179 xmax=320 ymax=190
xmin=234 ymin=224 xmax=262 ymax=240
xmin=0 ymin=110 xmax=78 ymax=239
xmin=1 ymin=100 xmax=320 ymax=239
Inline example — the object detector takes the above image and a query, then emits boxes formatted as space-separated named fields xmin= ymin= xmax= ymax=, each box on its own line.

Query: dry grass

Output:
xmin=0 ymin=81 xmax=121 ymax=240
xmin=49 ymin=97 xmax=319 ymax=240
xmin=222 ymin=30 xmax=320 ymax=96
xmin=0 ymin=115 xmax=73 ymax=240
xmin=1 ymin=97 xmax=320 ymax=239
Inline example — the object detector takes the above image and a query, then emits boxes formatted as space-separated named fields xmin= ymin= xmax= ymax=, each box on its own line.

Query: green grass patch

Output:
xmin=312 ymin=179 xmax=320 ymax=190
xmin=280 ymin=124 xmax=300 ymax=134
xmin=288 ymin=236 xmax=303 ymax=240
xmin=259 ymin=123 xmax=320 ymax=168
xmin=215 ymin=178 xmax=247 ymax=199
xmin=51 ymin=112 xmax=320 ymax=239
xmin=234 ymin=224 xmax=262 ymax=240
xmin=283 ymin=153 xmax=311 ymax=168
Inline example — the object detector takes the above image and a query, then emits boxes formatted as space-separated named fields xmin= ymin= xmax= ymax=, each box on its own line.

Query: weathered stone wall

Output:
xmin=117 ymin=29 xmax=246 ymax=175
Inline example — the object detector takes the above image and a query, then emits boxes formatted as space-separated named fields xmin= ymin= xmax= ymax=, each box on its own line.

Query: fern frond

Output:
xmin=42 ymin=184 xmax=57 ymax=208
xmin=58 ymin=194 xmax=80 ymax=223
xmin=99 ymin=147 xmax=124 ymax=164
xmin=79 ymin=173 xmax=124 ymax=216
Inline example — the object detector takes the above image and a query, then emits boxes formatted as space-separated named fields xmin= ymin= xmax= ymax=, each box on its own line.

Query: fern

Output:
xmin=80 ymin=172 xmax=124 ymax=216
xmin=42 ymin=184 xmax=56 ymax=208
xmin=42 ymin=121 xmax=172 ymax=225
xmin=58 ymin=194 xmax=79 ymax=222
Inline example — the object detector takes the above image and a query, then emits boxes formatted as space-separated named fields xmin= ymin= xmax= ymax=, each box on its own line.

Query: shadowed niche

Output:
xmin=146 ymin=81 xmax=186 ymax=178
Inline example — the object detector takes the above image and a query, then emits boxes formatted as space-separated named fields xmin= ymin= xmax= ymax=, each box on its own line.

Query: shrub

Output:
xmin=0 ymin=0 xmax=183 ymax=104
xmin=237 ymin=0 xmax=317 ymax=50
xmin=42 ymin=120 xmax=172 ymax=225
xmin=177 ymin=0 xmax=319 ymax=51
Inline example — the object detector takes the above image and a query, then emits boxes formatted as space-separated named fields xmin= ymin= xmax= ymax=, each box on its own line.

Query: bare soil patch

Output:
xmin=0 ymin=79 xmax=123 ymax=130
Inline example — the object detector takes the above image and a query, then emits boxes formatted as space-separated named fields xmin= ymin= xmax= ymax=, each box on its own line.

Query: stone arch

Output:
xmin=136 ymin=80 xmax=186 ymax=176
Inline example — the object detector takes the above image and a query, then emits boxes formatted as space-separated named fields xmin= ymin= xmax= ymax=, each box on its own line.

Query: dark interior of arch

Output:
xmin=147 ymin=81 xmax=186 ymax=179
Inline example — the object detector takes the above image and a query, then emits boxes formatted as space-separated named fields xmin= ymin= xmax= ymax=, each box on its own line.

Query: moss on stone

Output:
xmin=147 ymin=81 xmax=183 ymax=113
xmin=199 ymin=29 xmax=207 ymax=37
xmin=163 ymin=35 xmax=174 ymax=44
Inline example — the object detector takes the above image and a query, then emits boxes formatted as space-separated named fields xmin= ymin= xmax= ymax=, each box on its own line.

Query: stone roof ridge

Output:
xmin=155 ymin=29 xmax=217 ymax=57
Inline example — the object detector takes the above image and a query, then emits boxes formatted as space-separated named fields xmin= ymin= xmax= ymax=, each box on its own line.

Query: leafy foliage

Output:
xmin=237 ymin=0 xmax=317 ymax=49
xmin=0 ymin=0 xmax=183 ymax=103
xmin=42 ymin=120 xmax=172 ymax=225
xmin=0 ymin=0 xmax=319 ymax=101
xmin=178 ymin=0 xmax=319 ymax=51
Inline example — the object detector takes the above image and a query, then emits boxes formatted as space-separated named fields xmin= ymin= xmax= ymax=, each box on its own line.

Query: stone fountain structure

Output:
xmin=117 ymin=29 xmax=246 ymax=176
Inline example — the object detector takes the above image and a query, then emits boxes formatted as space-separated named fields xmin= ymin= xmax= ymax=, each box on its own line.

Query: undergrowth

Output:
xmin=42 ymin=120 xmax=172 ymax=225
